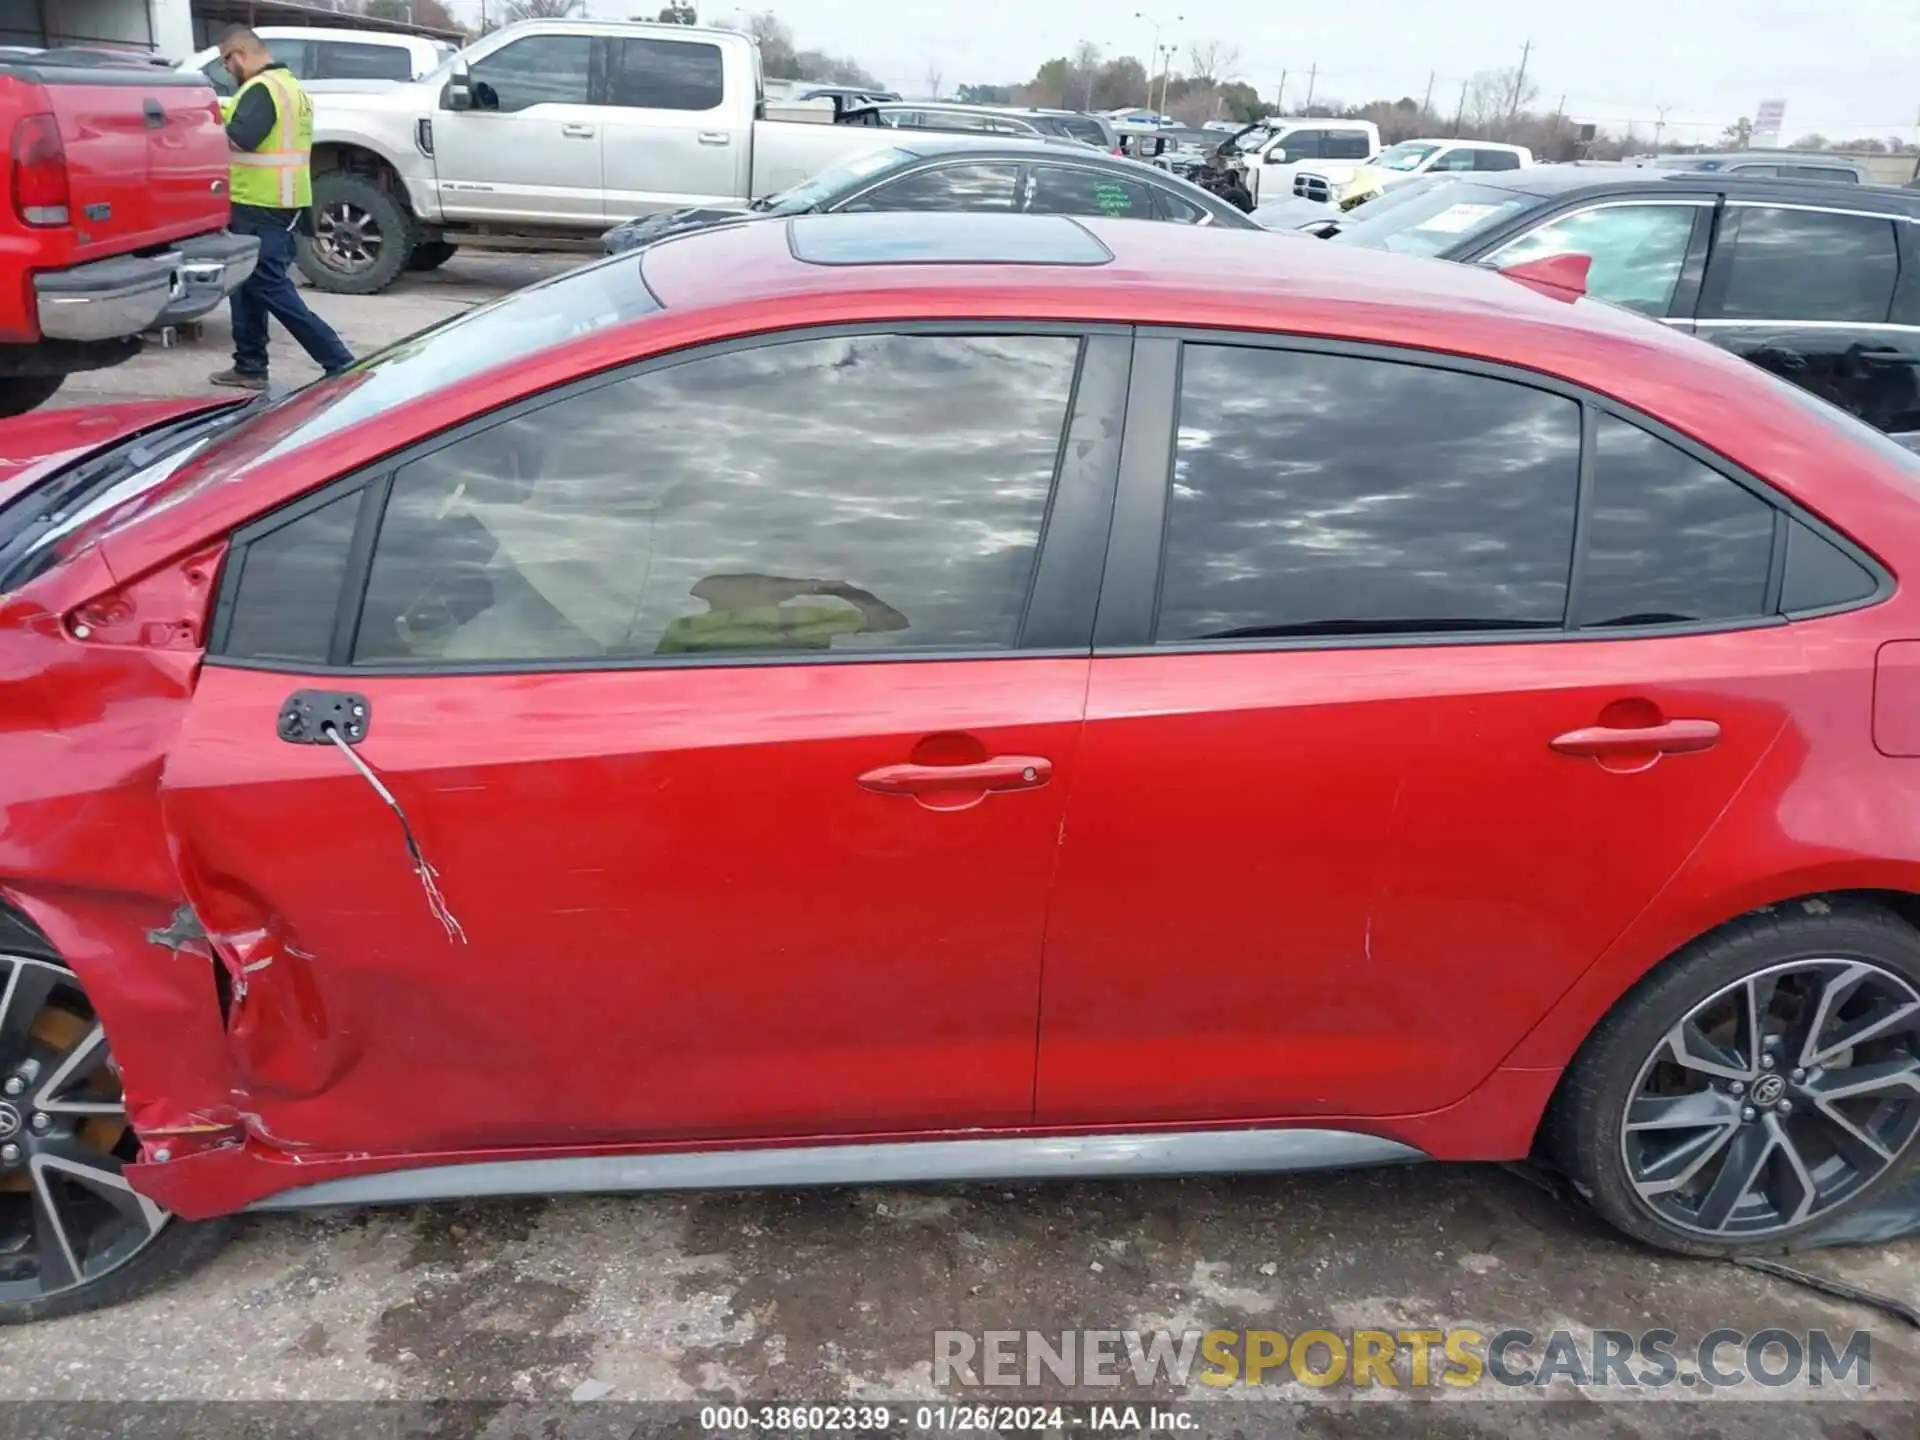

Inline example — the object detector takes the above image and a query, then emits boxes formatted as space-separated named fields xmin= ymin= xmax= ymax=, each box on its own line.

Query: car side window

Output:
xmin=1731 ymin=164 xmax=1780 ymax=177
xmin=1431 ymin=148 xmax=1477 ymax=172
xmin=468 ymin=35 xmax=593 ymax=112
xmin=342 ymin=334 xmax=1080 ymax=665
xmin=316 ymin=41 xmax=412 ymax=82
xmin=853 ymin=163 xmax=1020 ymax=212
xmin=1571 ymin=416 xmax=1776 ymax=628
xmin=1707 ymin=206 xmax=1901 ymax=323
xmin=1322 ymin=131 xmax=1373 ymax=160
xmin=607 ymin=38 xmax=725 ymax=111
xmin=1487 ymin=204 xmax=1700 ymax=317
xmin=1280 ymin=130 xmax=1324 ymax=159
xmin=1472 ymin=150 xmax=1521 ymax=171
xmin=1153 ymin=189 xmax=1208 ymax=224
xmin=223 ymin=490 xmax=363 ymax=664
xmin=1788 ymin=165 xmax=1858 ymax=182
xmin=1156 ymin=346 xmax=1581 ymax=643
xmin=1025 ymin=166 xmax=1153 ymax=219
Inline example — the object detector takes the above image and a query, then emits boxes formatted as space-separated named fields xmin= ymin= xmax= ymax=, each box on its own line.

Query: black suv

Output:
xmin=1302 ymin=168 xmax=1920 ymax=444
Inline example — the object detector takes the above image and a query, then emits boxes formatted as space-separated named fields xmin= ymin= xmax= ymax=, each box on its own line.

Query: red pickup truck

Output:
xmin=0 ymin=50 xmax=257 ymax=417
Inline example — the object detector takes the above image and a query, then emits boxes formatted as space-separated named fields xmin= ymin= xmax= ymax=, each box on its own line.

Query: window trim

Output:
xmin=838 ymin=158 xmax=1025 ymax=214
xmin=1091 ymin=327 xmax=1890 ymax=656
xmin=208 ymin=322 xmax=1132 ymax=677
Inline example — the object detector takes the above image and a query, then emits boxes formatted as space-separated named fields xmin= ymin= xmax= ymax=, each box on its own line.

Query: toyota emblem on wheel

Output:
xmin=1751 ymin=1074 xmax=1787 ymax=1107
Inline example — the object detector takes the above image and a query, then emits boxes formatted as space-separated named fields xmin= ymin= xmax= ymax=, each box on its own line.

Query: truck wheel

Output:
xmin=406 ymin=241 xmax=458 ymax=273
xmin=0 ymin=376 xmax=64 ymax=418
xmin=298 ymin=173 xmax=413 ymax=295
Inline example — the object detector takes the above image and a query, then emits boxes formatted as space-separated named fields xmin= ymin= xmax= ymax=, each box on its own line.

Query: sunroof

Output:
xmin=788 ymin=213 xmax=1114 ymax=267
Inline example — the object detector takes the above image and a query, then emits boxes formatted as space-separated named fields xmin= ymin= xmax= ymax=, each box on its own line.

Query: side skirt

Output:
xmin=247 ymin=1127 xmax=1427 ymax=1211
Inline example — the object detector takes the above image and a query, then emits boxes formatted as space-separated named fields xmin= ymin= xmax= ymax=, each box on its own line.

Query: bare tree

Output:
xmin=923 ymin=62 xmax=944 ymax=100
xmin=502 ymin=0 xmax=582 ymax=18
xmin=1185 ymin=39 xmax=1237 ymax=89
xmin=1462 ymin=66 xmax=1533 ymax=133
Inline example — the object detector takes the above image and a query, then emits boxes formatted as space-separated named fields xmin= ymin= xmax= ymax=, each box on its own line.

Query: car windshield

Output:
xmin=1374 ymin=142 xmax=1442 ymax=172
xmin=1329 ymin=179 xmax=1534 ymax=256
xmin=755 ymin=147 xmax=912 ymax=214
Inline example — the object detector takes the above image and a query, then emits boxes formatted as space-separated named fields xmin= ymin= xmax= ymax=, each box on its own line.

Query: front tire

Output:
xmin=1550 ymin=901 xmax=1920 ymax=1255
xmin=297 ymin=172 xmax=414 ymax=295
xmin=0 ymin=375 xmax=64 ymax=418
xmin=0 ymin=954 xmax=233 ymax=1324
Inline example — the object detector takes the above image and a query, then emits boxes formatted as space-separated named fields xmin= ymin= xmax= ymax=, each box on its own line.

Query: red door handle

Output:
xmin=1550 ymin=719 xmax=1721 ymax=757
xmin=858 ymin=756 xmax=1053 ymax=796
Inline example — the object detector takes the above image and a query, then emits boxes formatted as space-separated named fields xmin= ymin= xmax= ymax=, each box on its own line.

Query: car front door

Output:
xmin=160 ymin=329 xmax=1128 ymax=1155
xmin=597 ymin=35 xmax=748 ymax=214
xmin=431 ymin=33 xmax=602 ymax=225
xmin=1693 ymin=201 xmax=1920 ymax=440
xmin=1034 ymin=336 xmax=1824 ymax=1126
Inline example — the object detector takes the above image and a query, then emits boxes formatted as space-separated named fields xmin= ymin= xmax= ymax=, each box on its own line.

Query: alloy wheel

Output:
xmin=1621 ymin=958 xmax=1920 ymax=1239
xmin=0 ymin=956 xmax=169 ymax=1306
xmin=314 ymin=201 xmax=384 ymax=275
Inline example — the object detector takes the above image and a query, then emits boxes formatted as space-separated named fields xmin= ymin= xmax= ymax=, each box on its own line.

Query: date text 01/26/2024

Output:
xmin=698 ymin=1406 xmax=1198 ymax=1432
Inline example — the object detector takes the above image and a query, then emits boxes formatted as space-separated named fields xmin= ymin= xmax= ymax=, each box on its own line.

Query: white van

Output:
xmin=181 ymin=26 xmax=453 ymax=97
xmin=1226 ymin=118 xmax=1380 ymax=206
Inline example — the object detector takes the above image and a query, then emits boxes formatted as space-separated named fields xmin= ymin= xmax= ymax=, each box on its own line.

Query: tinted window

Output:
xmin=1710 ymin=207 xmax=1900 ymax=322
xmin=1054 ymin=115 xmax=1113 ymax=147
xmin=352 ymin=335 xmax=1079 ymax=664
xmin=1322 ymin=131 xmax=1373 ymax=160
xmin=316 ymin=41 xmax=412 ymax=81
xmin=226 ymin=491 xmax=361 ymax=664
xmin=1787 ymin=165 xmax=1858 ymax=183
xmin=1431 ymin=148 xmax=1479 ymax=172
xmin=1489 ymin=204 xmax=1699 ymax=316
xmin=469 ymin=35 xmax=592 ymax=112
xmin=608 ymin=38 xmax=724 ymax=111
xmin=1157 ymin=346 xmax=1581 ymax=642
xmin=1571 ymin=416 xmax=1775 ymax=628
xmin=1279 ymin=130 xmax=1324 ymax=159
xmin=1025 ymin=166 xmax=1153 ymax=219
xmin=856 ymin=163 xmax=1020 ymax=212
xmin=1472 ymin=150 xmax=1522 ymax=171
xmin=1730 ymin=164 xmax=1781 ymax=178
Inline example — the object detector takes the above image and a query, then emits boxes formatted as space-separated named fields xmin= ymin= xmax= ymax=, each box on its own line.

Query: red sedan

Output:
xmin=4 ymin=212 xmax=1920 ymax=1322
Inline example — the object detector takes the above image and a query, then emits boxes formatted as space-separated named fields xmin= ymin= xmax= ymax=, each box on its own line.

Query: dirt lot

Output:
xmin=14 ymin=256 xmax=1920 ymax=1438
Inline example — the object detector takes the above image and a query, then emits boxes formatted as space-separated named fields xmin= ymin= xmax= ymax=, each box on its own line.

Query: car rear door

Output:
xmin=597 ymin=34 xmax=748 ymax=214
xmin=1692 ymin=199 xmax=1920 ymax=441
xmin=160 ymin=327 xmax=1127 ymax=1156
xmin=1033 ymin=335 xmax=1843 ymax=1126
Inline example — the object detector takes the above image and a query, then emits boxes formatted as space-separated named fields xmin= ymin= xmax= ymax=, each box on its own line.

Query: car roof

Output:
xmin=1459 ymin=165 xmax=1920 ymax=210
xmin=889 ymin=132 xmax=1106 ymax=159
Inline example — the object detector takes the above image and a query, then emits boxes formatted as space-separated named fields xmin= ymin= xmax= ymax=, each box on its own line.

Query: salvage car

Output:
xmin=603 ymin=135 xmax=1256 ymax=253
xmin=4 ymin=213 xmax=1920 ymax=1320
xmin=1294 ymin=167 xmax=1920 ymax=445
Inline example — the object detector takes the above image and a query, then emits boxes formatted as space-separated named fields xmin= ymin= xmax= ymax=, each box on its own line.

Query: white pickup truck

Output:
xmin=300 ymin=18 xmax=904 ymax=293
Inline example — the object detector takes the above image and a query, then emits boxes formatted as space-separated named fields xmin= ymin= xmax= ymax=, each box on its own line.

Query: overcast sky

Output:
xmin=456 ymin=0 xmax=1919 ymax=144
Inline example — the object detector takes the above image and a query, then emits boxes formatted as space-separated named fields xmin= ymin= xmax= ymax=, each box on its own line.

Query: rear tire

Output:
xmin=1549 ymin=900 xmax=1920 ymax=1255
xmin=406 ymin=240 xmax=458 ymax=273
xmin=297 ymin=172 xmax=414 ymax=295
xmin=0 ymin=375 xmax=64 ymax=418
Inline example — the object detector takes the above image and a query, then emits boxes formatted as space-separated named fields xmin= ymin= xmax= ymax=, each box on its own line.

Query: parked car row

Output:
xmin=8 ymin=210 xmax=1920 ymax=1323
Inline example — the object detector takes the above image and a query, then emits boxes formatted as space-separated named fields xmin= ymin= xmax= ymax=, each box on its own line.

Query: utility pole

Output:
xmin=1302 ymin=62 xmax=1316 ymax=112
xmin=1506 ymin=39 xmax=1531 ymax=121
xmin=1654 ymin=103 xmax=1672 ymax=150
xmin=1421 ymin=70 xmax=1434 ymax=118
xmin=1276 ymin=68 xmax=1287 ymax=113
xmin=1454 ymin=77 xmax=1468 ymax=133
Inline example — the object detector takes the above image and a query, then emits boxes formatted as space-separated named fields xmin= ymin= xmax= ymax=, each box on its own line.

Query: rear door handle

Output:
xmin=561 ymin=123 xmax=595 ymax=138
xmin=1550 ymin=719 xmax=1721 ymax=757
xmin=697 ymin=131 xmax=732 ymax=146
xmin=143 ymin=98 xmax=165 ymax=129
xmin=858 ymin=756 xmax=1052 ymax=796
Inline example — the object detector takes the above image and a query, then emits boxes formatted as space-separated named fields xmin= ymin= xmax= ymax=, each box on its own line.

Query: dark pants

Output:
xmin=229 ymin=215 xmax=353 ymax=378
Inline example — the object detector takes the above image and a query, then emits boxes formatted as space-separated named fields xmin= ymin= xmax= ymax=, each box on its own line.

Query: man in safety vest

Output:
xmin=209 ymin=28 xmax=354 ymax=391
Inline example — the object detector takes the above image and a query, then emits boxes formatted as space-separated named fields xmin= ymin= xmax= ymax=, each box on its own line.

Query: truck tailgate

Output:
xmin=38 ymin=71 xmax=225 ymax=259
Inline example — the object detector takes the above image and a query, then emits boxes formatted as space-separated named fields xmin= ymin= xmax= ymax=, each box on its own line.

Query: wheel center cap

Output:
xmin=1752 ymin=1074 xmax=1787 ymax=1106
xmin=0 ymin=1102 xmax=20 ymax=1140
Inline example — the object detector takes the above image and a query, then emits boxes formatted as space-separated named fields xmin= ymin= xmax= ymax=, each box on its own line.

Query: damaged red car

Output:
xmin=7 ymin=212 xmax=1920 ymax=1322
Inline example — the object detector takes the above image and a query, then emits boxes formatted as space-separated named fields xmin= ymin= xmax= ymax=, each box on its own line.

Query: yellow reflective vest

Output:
xmin=228 ymin=68 xmax=313 ymax=210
